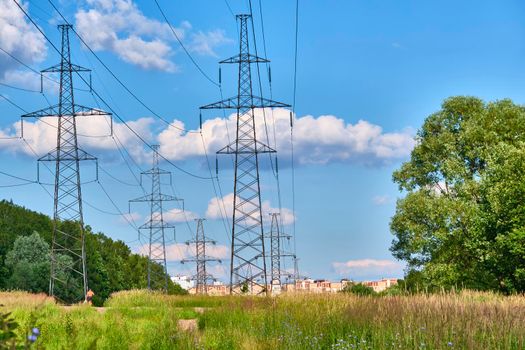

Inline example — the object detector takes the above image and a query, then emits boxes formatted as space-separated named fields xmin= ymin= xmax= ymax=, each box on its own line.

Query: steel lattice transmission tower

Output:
xmin=267 ymin=213 xmax=294 ymax=295
xmin=130 ymin=145 xmax=182 ymax=292
xmin=21 ymin=24 xmax=110 ymax=302
xmin=200 ymin=14 xmax=290 ymax=295
xmin=181 ymin=219 xmax=222 ymax=294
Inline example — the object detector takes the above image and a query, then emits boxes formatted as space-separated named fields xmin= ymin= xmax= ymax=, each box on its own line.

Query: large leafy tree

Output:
xmin=391 ymin=96 xmax=525 ymax=293
xmin=5 ymin=232 xmax=51 ymax=293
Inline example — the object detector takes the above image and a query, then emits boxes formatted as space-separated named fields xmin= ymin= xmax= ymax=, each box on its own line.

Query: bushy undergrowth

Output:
xmin=1 ymin=290 xmax=524 ymax=349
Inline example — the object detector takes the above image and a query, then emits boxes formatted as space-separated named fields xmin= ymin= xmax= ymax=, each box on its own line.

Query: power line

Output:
xmin=46 ymin=0 xmax=197 ymax=134
xmin=250 ymin=0 xmax=288 ymax=237
xmin=0 ymin=170 xmax=36 ymax=184
xmin=0 ymin=44 xmax=89 ymax=92
xmin=152 ymin=0 xmax=220 ymax=88
xmin=0 ymin=93 xmax=27 ymax=113
xmin=224 ymin=0 xmax=236 ymax=19
xmin=0 ymin=82 xmax=40 ymax=93
xmin=0 ymin=46 xmax=40 ymax=74
xmin=13 ymin=0 xmax=213 ymax=180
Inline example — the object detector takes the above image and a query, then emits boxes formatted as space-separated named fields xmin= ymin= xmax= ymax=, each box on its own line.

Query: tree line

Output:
xmin=0 ymin=200 xmax=186 ymax=305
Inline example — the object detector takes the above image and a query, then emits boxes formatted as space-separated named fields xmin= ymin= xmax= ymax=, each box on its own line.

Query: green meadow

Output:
xmin=1 ymin=290 xmax=524 ymax=349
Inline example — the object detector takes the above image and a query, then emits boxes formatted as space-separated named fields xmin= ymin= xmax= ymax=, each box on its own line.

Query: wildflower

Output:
xmin=447 ymin=342 xmax=453 ymax=347
xmin=32 ymin=327 xmax=40 ymax=336
xmin=27 ymin=335 xmax=37 ymax=343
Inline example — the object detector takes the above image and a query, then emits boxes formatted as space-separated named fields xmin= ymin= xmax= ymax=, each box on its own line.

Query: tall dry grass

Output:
xmin=0 ymin=291 xmax=54 ymax=308
xmin=1 ymin=290 xmax=524 ymax=349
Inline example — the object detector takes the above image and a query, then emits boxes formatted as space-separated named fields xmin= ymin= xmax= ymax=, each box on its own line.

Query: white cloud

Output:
xmin=0 ymin=0 xmax=47 ymax=78
xmin=118 ymin=211 xmax=141 ymax=224
xmin=189 ymin=29 xmax=232 ymax=57
xmin=332 ymin=259 xmax=404 ymax=279
xmin=75 ymin=0 xmax=231 ymax=71
xmin=158 ymin=108 xmax=415 ymax=166
xmin=0 ymin=115 xmax=153 ymax=162
xmin=136 ymin=242 xmax=229 ymax=262
xmin=206 ymin=192 xmax=295 ymax=226
xmin=113 ymin=36 xmax=176 ymax=72
xmin=168 ymin=261 xmax=227 ymax=280
xmin=163 ymin=208 xmax=198 ymax=223
xmin=0 ymin=109 xmax=413 ymax=170
xmin=372 ymin=195 xmax=391 ymax=205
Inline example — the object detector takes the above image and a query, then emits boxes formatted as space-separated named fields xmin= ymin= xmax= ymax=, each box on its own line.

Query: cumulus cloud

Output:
xmin=162 ymin=208 xmax=199 ymax=223
xmin=136 ymin=242 xmax=229 ymax=261
xmin=118 ymin=211 xmax=141 ymax=225
xmin=0 ymin=115 xmax=154 ymax=162
xmin=189 ymin=29 xmax=232 ymax=57
xmin=206 ymin=193 xmax=295 ymax=226
xmin=75 ymin=0 xmax=231 ymax=71
xmin=332 ymin=259 xmax=404 ymax=279
xmin=168 ymin=262 xmax=227 ymax=280
xmin=0 ymin=0 xmax=47 ymax=80
xmin=0 ymin=108 xmax=413 ymax=169
xmin=158 ymin=108 xmax=415 ymax=167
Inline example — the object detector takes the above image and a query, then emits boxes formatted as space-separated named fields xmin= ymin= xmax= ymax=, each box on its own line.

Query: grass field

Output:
xmin=1 ymin=290 xmax=524 ymax=349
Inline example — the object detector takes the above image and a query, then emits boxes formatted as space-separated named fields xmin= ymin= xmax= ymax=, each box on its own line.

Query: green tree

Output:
xmin=342 ymin=283 xmax=376 ymax=296
xmin=391 ymin=96 xmax=525 ymax=293
xmin=0 ymin=200 xmax=185 ymax=302
xmin=5 ymin=232 xmax=50 ymax=293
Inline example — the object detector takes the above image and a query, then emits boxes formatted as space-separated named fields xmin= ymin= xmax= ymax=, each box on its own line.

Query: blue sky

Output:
xmin=1 ymin=0 xmax=525 ymax=282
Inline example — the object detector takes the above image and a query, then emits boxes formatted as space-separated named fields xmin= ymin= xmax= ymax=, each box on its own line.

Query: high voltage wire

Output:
xmin=152 ymin=0 xmax=220 ymax=88
xmin=10 ymin=0 xmax=255 ymax=263
xmin=13 ymin=0 xmax=214 ymax=180
xmin=224 ymin=0 xmax=236 ymax=19
xmin=8 ymin=1 xmax=192 ymax=262
xmin=0 ymin=82 xmax=40 ymax=93
xmin=45 ymin=0 xmax=197 ymax=134
xmin=247 ymin=0 xmax=291 ymax=258
xmin=146 ymin=1 xmax=233 ymax=245
xmin=0 ymin=93 xmax=27 ymax=113
xmin=0 ymin=44 xmax=89 ymax=92
xmin=0 ymin=170 xmax=35 ymax=184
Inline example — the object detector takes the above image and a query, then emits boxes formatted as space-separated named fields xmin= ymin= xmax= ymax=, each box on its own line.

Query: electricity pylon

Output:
xmin=129 ymin=145 xmax=182 ymax=292
xmin=200 ymin=14 xmax=290 ymax=295
xmin=267 ymin=213 xmax=294 ymax=295
xmin=181 ymin=219 xmax=222 ymax=294
xmin=21 ymin=24 xmax=110 ymax=302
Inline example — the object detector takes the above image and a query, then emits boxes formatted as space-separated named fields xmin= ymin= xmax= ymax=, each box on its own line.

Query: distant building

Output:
xmin=363 ymin=278 xmax=398 ymax=292
xmin=288 ymin=278 xmax=352 ymax=293
xmin=171 ymin=275 xmax=194 ymax=290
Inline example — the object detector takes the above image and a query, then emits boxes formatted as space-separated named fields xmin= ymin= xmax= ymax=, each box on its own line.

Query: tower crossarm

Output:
xmin=38 ymin=148 xmax=97 ymax=162
xmin=200 ymin=96 xmax=290 ymax=110
xmin=219 ymin=53 xmax=269 ymax=64
xmin=41 ymin=63 xmax=91 ymax=73
xmin=140 ymin=168 xmax=172 ymax=176
xmin=21 ymin=105 xmax=111 ymax=119
xmin=138 ymin=220 xmax=176 ymax=230
xmin=217 ymin=140 xmax=276 ymax=155
xmin=129 ymin=193 xmax=182 ymax=203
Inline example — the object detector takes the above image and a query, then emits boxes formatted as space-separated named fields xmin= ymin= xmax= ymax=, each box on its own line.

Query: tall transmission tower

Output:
xmin=181 ymin=219 xmax=222 ymax=294
xmin=129 ymin=145 xmax=182 ymax=292
xmin=200 ymin=14 xmax=290 ymax=295
xmin=21 ymin=24 xmax=110 ymax=302
xmin=267 ymin=213 xmax=294 ymax=295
